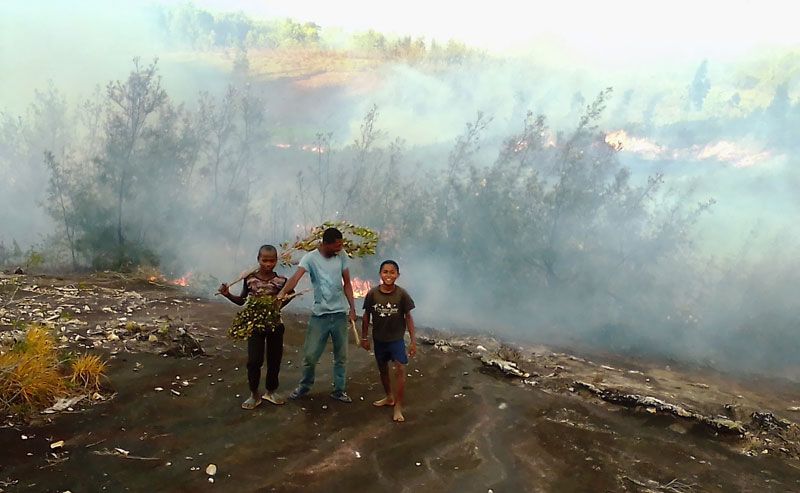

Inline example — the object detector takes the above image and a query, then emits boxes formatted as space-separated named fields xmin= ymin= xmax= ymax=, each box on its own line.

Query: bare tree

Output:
xmin=100 ymin=57 xmax=167 ymax=252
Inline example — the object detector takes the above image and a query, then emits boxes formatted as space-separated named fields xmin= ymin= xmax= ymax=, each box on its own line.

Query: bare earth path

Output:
xmin=1 ymin=273 xmax=799 ymax=492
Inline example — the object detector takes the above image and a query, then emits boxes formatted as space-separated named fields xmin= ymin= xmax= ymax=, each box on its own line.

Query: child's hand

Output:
xmin=218 ymin=283 xmax=230 ymax=296
xmin=360 ymin=338 xmax=371 ymax=351
xmin=408 ymin=343 xmax=417 ymax=358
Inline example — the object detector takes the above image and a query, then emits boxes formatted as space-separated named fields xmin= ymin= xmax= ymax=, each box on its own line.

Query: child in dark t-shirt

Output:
xmin=360 ymin=260 xmax=416 ymax=422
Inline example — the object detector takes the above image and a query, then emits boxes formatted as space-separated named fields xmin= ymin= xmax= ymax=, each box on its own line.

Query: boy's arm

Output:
xmin=217 ymin=281 xmax=247 ymax=305
xmin=277 ymin=267 xmax=305 ymax=300
xmin=360 ymin=310 xmax=371 ymax=350
xmin=341 ymin=268 xmax=357 ymax=323
xmin=278 ymin=282 xmax=296 ymax=308
xmin=406 ymin=311 xmax=416 ymax=357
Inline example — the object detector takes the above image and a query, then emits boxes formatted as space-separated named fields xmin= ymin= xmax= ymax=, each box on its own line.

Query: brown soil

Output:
xmin=1 ymin=273 xmax=799 ymax=492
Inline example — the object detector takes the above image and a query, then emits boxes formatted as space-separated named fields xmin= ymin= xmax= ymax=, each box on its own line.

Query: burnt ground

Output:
xmin=1 ymin=273 xmax=799 ymax=492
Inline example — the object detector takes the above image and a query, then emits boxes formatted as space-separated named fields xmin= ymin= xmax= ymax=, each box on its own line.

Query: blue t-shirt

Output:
xmin=298 ymin=249 xmax=349 ymax=316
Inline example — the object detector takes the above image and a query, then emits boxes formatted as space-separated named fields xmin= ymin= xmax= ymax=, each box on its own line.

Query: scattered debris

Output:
xmin=480 ymin=356 xmax=531 ymax=378
xmin=751 ymin=412 xmax=791 ymax=431
xmin=162 ymin=329 xmax=204 ymax=358
xmin=573 ymin=380 xmax=746 ymax=435
xmin=42 ymin=395 xmax=85 ymax=414
xmin=50 ymin=440 xmax=65 ymax=449
xmin=622 ymin=475 xmax=697 ymax=493
xmin=92 ymin=448 xmax=160 ymax=461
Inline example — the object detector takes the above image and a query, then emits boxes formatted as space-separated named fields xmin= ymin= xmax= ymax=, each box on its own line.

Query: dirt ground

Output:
xmin=1 ymin=273 xmax=799 ymax=492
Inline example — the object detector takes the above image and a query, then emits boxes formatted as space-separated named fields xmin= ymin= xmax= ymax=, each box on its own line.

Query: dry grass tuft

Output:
xmin=69 ymin=354 xmax=107 ymax=392
xmin=497 ymin=344 xmax=523 ymax=365
xmin=134 ymin=264 xmax=164 ymax=283
xmin=0 ymin=326 xmax=65 ymax=412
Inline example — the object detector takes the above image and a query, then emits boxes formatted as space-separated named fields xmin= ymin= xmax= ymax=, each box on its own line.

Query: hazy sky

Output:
xmin=188 ymin=0 xmax=798 ymax=62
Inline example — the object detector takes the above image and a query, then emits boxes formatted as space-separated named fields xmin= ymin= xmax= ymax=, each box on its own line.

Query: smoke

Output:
xmin=2 ymin=1 xmax=800 ymax=377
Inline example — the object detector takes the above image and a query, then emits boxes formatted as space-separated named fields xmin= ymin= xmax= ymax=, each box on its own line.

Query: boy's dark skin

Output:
xmin=360 ymin=262 xmax=416 ymax=422
xmin=218 ymin=249 xmax=293 ymax=408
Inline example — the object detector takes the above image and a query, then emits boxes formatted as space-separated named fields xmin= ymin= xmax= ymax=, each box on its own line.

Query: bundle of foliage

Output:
xmin=227 ymin=295 xmax=282 ymax=340
xmin=279 ymin=221 xmax=379 ymax=266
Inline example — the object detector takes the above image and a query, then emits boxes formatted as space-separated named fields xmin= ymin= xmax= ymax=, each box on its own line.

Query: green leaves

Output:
xmin=279 ymin=221 xmax=379 ymax=266
xmin=227 ymin=295 xmax=282 ymax=340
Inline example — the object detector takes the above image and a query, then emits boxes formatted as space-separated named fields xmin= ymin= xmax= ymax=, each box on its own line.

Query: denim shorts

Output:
xmin=373 ymin=339 xmax=408 ymax=365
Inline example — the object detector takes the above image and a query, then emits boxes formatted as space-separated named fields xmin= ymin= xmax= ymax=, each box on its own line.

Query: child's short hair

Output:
xmin=322 ymin=227 xmax=343 ymax=244
xmin=379 ymin=260 xmax=399 ymax=272
xmin=258 ymin=244 xmax=277 ymax=257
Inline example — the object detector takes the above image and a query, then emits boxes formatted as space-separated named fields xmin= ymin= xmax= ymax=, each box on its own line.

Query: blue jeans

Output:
xmin=299 ymin=312 xmax=348 ymax=393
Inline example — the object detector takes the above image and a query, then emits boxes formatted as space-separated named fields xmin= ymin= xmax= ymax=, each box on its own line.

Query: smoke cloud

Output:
xmin=2 ymin=1 xmax=799 ymax=377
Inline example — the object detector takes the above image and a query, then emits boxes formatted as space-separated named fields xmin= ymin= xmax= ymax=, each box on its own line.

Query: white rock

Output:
xmin=206 ymin=464 xmax=217 ymax=476
xmin=50 ymin=440 xmax=65 ymax=449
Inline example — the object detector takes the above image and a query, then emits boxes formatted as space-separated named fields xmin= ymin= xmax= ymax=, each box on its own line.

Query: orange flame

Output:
xmin=605 ymin=130 xmax=665 ymax=159
xmin=351 ymin=277 xmax=373 ymax=299
xmin=273 ymin=143 xmax=326 ymax=154
xmin=605 ymin=130 xmax=770 ymax=168
xmin=170 ymin=273 xmax=192 ymax=287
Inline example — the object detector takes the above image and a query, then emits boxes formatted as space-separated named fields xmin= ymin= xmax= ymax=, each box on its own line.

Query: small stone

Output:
xmin=50 ymin=440 xmax=65 ymax=449
xmin=154 ymin=387 xmax=164 ymax=392
xmin=206 ymin=464 xmax=217 ymax=476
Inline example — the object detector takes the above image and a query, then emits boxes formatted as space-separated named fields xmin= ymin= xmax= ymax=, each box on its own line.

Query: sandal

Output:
xmin=241 ymin=396 xmax=262 ymax=410
xmin=262 ymin=392 xmax=286 ymax=405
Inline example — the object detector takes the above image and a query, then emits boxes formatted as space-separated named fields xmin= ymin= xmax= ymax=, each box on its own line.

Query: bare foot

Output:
xmin=393 ymin=407 xmax=405 ymax=422
xmin=373 ymin=396 xmax=395 ymax=407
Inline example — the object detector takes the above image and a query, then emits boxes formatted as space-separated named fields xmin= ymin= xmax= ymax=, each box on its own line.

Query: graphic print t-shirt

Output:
xmin=363 ymin=286 xmax=415 ymax=342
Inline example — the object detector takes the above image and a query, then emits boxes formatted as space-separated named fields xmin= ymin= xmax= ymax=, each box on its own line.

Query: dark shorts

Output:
xmin=373 ymin=339 xmax=408 ymax=365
